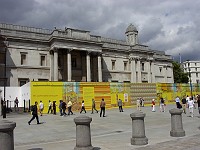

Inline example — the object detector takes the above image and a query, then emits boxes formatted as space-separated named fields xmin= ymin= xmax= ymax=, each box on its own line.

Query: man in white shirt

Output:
xmin=188 ymin=98 xmax=195 ymax=117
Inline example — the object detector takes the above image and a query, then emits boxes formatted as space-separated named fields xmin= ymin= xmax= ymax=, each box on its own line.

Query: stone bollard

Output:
xmin=169 ymin=108 xmax=185 ymax=137
xmin=0 ymin=120 xmax=16 ymax=150
xmin=74 ymin=115 xmax=93 ymax=150
xmin=130 ymin=111 xmax=148 ymax=145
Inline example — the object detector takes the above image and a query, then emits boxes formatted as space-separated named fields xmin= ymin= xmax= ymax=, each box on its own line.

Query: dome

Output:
xmin=125 ymin=24 xmax=137 ymax=33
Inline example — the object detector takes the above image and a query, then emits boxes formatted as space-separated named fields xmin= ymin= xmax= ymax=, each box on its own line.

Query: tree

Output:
xmin=172 ymin=61 xmax=189 ymax=83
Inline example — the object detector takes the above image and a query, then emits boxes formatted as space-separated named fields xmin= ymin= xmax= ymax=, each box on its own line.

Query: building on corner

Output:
xmin=0 ymin=23 xmax=174 ymax=86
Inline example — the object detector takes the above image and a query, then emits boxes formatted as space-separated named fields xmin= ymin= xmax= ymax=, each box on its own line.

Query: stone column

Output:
xmin=164 ymin=66 xmax=167 ymax=83
xmin=98 ymin=54 xmax=102 ymax=82
xmin=151 ymin=61 xmax=155 ymax=83
xmin=86 ymin=52 xmax=91 ymax=82
xmin=53 ymin=48 xmax=58 ymax=81
xmin=0 ymin=120 xmax=16 ymax=150
xmin=74 ymin=115 xmax=93 ymax=150
xmin=147 ymin=61 xmax=151 ymax=83
xmin=50 ymin=50 xmax=54 ymax=81
xmin=130 ymin=58 xmax=136 ymax=83
xmin=130 ymin=111 xmax=148 ymax=145
xmin=67 ymin=50 xmax=72 ymax=82
xmin=63 ymin=53 xmax=67 ymax=81
xmin=137 ymin=59 xmax=141 ymax=83
xmin=169 ymin=108 xmax=185 ymax=137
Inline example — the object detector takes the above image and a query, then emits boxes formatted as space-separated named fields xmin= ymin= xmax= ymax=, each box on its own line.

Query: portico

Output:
xmin=49 ymin=47 xmax=102 ymax=82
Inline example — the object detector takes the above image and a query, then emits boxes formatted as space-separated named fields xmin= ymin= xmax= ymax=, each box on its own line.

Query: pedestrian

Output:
xmin=28 ymin=101 xmax=40 ymax=125
xmin=175 ymin=96 xmax=182 ymax=109
xmin=39 ymin=100 xmax=44 ymax=116
xmin=136 ymin=98 xmax=141 ymax=111
xmin=188 ymin=97 xmax=195 ymax=117
xmin=67 ymin=100 xmax=73 ymax=115
xmin=59 ymin=100 xmax=63 ymax=116
xmin=62 ymin=100 xmax=67 ymax=116
xmin=140 ymin=97 xmax=144 ymax=107
xmin=160 ymin=98 xmax=165 ymax=112
xmin=53 ymin=101 xmax=56 ymax=115
xmin=197 ymin=94 xmax=200 ymax=115
xmin=80 ymin=100 xmax=86 ymax=113
xmin=91 ymin=98 xmax=98 ymax=114
xmin=186 ymin=95 xmax=190 ymax=103
xmin=152 ymin=99 xmax=156 ymax=112
xmin=100 ymin=98 xmax=106 ymax=117
xmin=14 ymin=97 xmax=19 ymax=111
xmin=118 ymin=99 xmax=123 ymax=112
xmin=182 ymin=96 xmax=187 ymax=114
xmin=47 ymin=100 xmax=53 ymax=114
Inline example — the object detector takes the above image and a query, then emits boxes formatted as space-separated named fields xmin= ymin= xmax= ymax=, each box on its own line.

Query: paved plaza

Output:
xmin=1 ymin=104 xmax=200 ymax=150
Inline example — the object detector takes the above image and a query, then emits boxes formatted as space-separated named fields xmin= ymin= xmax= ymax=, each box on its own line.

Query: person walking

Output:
xmin=53 ymin=101 xmax=57 ymax=115
xmin=100 ymin=98 xmax=106 ymax=117
xmin=152 ymin=99 xmax=156 ymax=112
xmin=175 ymin=96 xmax=182 ymax=109
xmin=188 ymin=97 xmax=195 ymax=117
xmin=80 ymin=100 xmax=86 ymax=113
xmin=62 ymin=100 xmax=67 ymax=116
xmin=14 ymin=97 xmax=19 ymax=111
xmin=91 ymin=98 xmax=98 ymax=114
xmin=39 ymin=100 xmax=44 ymax=116
xmin=59 ymin=100 xmax=63 ymax=116
xmin=197 ymin=94 xmax=200 ymax=115
xmin=67 ymin=100 xmax=73 ymax=115
xmin=118 ymin=99 xmax=123 ymax=112
xmin=136 ymin=98 xmax=141 ymax=111
xmin=28 ymin=101 xmax=40 ymax=125
xmin=182 ymin=96 xmax=187 ymax=114
xmin=47 ymin=100 xmax=52 ymax=114
xmin=160 ymin=98 xmax=165 ymax=112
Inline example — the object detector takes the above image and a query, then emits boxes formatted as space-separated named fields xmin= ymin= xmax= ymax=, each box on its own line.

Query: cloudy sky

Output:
xmin=0 ymin=0 xmax=199 ymax=62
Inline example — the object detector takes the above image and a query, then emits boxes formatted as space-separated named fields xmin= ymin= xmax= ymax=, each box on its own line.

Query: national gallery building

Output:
xmin=0 ymin=23 xmax=174 ymax=86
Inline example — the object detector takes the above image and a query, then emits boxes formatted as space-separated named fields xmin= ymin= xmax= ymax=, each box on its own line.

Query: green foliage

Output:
xmin=172 ymin=61 xmax=189 ymax=83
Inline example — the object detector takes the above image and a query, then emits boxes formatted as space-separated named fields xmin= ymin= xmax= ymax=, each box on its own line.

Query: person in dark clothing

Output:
xmin=182 ymin=96 xmax=187 ymax=114
xmin=53 ymin=101 xmax=56 ymax=115
xmin=80 ymin=100 xmax=86 ymax=113
xmin=59 ymin=100 xmax=63 ymax=116
xmin=100 ymin=98 xmax=106 ymax=117
xmin=197 ymin=94 xmax=200 ymax=114
xmin=62 ymin=101 xmax=67 ymax=116
xmin=118 ymin=99 xmax=123 ymax=112
xmin=28 ymin=101 xmax=40 ymax=125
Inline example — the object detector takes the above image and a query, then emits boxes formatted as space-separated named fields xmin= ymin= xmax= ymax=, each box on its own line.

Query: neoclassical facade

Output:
xmin=0 ymin=23 xmax=174 ymax=86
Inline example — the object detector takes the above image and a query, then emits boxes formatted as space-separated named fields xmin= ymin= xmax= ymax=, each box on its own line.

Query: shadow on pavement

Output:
xmin=93 ymin=147 xmax=101 ymax=150
xmin=27 ymin=148 xmax=43 ymax=150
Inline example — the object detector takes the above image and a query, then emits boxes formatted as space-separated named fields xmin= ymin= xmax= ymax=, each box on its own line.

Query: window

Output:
xmin=72 ymin=58 xmax=77 ymax=68
xmin=195 ymin=68 xmax=197 ymax=71
xmin=18 ymin=78 xmax=29 ymax=86
xmin=159 ymin=67 xmax=162 ymax=73
xmin=21 ymin=53 xmax=27 ymax=65
xmin=40 ymin=55 xmax=46 ymax=66
xmin=196 ymin=73 xmax=198 ymax=77
xmin=141 ymin=63 xmax=144 ymax=71
xmin=124 ymin=61 xmax=127 ymax=71
xmin=112 ymin=61 xmax=115 ymax=70
xmin=195 ymin=63 xmax=197 ymax=66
